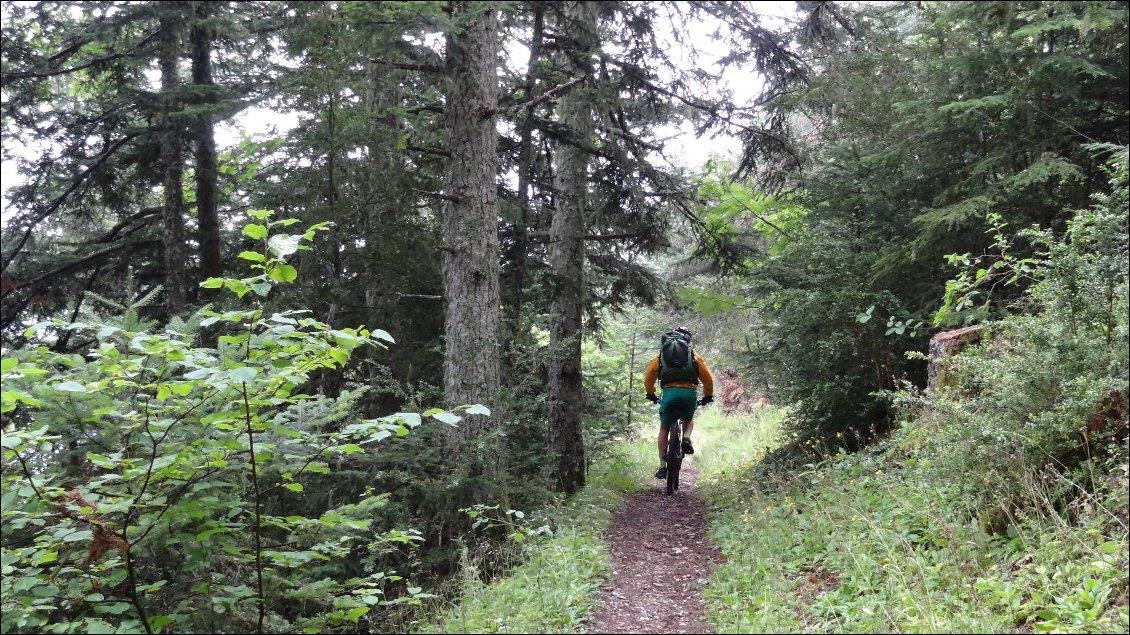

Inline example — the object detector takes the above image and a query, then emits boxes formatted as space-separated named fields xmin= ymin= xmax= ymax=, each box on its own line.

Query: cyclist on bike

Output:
xmin=644 ymin=326 xmax=714 ymax=479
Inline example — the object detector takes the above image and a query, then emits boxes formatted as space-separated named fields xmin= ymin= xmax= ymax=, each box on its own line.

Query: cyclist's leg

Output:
xmin=663 ymin=389 xmax=693 ymax=448
xmin=655 ymin=423 xmax=672 ymax=478
xmin=656 ymin=392 xmax=680 ymax=475
xmin=679 ymin=390 xmax=698 ymax=438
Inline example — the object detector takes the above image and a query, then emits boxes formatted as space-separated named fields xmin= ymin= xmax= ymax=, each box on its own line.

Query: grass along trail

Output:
xmin=588 ymin=460 xmax=723 ymax=634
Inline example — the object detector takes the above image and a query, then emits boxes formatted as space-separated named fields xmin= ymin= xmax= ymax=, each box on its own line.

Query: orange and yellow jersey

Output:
xmin=644 ymin=351 xmax=713 ymax=396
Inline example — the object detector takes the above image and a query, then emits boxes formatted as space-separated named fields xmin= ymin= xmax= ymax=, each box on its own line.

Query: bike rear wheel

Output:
xmin=666 ymin=420 xmax=683 ymax=495
xmin=666 ymin=459 xmax=680 ymax=495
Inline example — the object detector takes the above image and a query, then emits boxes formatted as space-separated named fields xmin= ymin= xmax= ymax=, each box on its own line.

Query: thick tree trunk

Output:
xmin=441 ymin=1 xmax=502 ymax=448
xmin=547 ymin=1 xmax=598 ymax=494
xmin=362 ymin=58 xmax=403 ymax=416
xmin=504 ymin=2 xmax=545 ymax=354
xmin=192 ymin=1 xmax=220 ymax=284
xmin=159 ymin=8 xmax=187 ymax=314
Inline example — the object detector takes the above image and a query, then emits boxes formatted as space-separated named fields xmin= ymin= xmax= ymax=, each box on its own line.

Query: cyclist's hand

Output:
xmin=646 ymin=393 xmax=659 ymax=404
xmin=698 ymin=395 xmax=714 ymax=407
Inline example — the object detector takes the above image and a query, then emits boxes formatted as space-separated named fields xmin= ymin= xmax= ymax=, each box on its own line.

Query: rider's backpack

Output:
xmin=659 ymin=331 xmax=699 ymax=386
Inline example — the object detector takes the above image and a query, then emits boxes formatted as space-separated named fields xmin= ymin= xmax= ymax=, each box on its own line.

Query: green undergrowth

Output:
xmin=696 ymin=408 xmax=1129 ymax=633
xmin=419 ymin=438 xmax=653 ymax=633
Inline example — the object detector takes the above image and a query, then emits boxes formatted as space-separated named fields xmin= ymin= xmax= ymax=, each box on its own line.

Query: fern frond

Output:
xmin=181 ymin=303 xmax=214 ymax=336
xmin=133 ymin=285 xmax=164 ymax=310
xmin=83 ymin=290 xmax=126 ymax=313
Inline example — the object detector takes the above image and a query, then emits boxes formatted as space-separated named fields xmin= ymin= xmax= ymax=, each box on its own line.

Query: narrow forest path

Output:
xmin=588 ymin=460 xmax=723 ymax=634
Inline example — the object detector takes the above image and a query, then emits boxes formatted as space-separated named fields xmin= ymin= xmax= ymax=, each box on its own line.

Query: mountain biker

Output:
xmin=644 ymin=326 xmax=714 ymax=479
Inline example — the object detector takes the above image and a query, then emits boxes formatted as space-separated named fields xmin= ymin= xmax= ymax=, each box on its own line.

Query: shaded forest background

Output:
xmin=1 ymin=1 xmax=1126 ymax=633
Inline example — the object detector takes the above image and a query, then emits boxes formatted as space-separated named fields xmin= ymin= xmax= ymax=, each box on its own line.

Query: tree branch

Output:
xmin=1 ymin=239 xmax=160 ymax=299
xmin=412 ymin=188 xmax=461 ymax=203
xmin=405 ymin=105 xmax=444 ymax=115
xmin=2 ymin=133 xmax=139 ymax=272
xmin=406 ymin=143 xmax=450 ymax=158
xmin=371 ymin=56 xmax=443 ymax=73
xmin=487 ymin=75 xmax=585 ymax=118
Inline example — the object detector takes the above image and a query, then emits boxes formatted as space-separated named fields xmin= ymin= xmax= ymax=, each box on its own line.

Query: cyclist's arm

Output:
xmin=644 ymin=356 xmax=660 ymax=394
xmin=694 ymin=352 xmax=714 ymax=397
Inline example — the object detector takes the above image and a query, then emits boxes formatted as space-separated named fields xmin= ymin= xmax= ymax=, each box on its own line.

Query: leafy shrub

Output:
xmin=898 ymin=147 xmax=1129 ymax=517
xmin=0 ymin=212 xmax=482 ymax=633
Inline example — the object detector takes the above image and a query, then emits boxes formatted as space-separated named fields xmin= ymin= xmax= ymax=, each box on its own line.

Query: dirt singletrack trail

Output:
xmin=588 ymin=460 xmax=724 ymax=634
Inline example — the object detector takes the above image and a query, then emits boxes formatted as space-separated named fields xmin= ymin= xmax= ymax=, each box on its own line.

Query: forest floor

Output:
xmin=588 ymin=460 xmax=723 ymax=634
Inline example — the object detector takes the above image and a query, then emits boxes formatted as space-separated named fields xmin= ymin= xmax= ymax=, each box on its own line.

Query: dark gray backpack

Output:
xmin=659 ymin=331 xmax=699 ymax=386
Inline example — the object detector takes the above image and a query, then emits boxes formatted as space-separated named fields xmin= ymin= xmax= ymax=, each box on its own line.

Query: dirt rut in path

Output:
xmin=588 ymin=460 xmax=723 ymax=634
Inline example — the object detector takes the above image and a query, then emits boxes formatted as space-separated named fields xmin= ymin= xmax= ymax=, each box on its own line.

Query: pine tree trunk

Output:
xmin=441 ymin=1 xmax=501 ymax=448
xmin=504 ymin=2 xmax=545 ymax=355
xmin=159 ymin=7 xmax=187 ymax=314
xmin=547 ymin=1 xmax=598 ymax=495
xmin=192 ymin=1 xmax=220 ymax=284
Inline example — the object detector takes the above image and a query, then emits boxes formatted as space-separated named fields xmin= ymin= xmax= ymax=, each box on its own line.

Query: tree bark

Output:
xmin=504 ymin=2 xmax=545 ymax=353
xmin=547 ymin=1 xmax=598 ymax=495
xmin=441 ymin=1 xmax=502 ymax=448
xmin=159 ymin=6 xmax=187 ymax=314
xmin=192 ymin=1 xmax=221 ymax=285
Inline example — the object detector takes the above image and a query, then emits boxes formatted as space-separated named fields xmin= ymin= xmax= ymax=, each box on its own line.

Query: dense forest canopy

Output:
xmin=1 ymin=1 xmax=1126 ymax=633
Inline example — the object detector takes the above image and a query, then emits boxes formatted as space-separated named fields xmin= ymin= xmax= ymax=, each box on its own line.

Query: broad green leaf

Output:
xmin=56 ymin=381 xmax=87 ymax=393
xmin=344 ymin=607 xmax=369 ymax=622
xmin=243 ymin=224 xmax=268 ymax=239
xmin=269 ymin=264 xmax=298 ymax=283
xmin=389 ymin=413 xmax=422 ymax=428
xmin=63 ymin=529 xmax=93 ymax=542
xmin=431 ymin=411 xmax=461 ymax=426
xmin=229 ymin=367 xmax=258 ymax=383
xmin=225 ymin=279 xmax=251 ymax=298
xmin=283 ymin=483 xmax=303 ymax=492
xmin=238 ymin=251 xmax=266 ymax=262
xmin=87 ymin=453 xmax=116 ymax=467
xmin=268 ymin=234 xmax=303 ymax=258
xmin=2 ymin=390 xmax=41 ymax=412
xmin=170 ymin=382 xmax=194 ymax=397
xmin=84 ymin=618 xmax=115 ymax=634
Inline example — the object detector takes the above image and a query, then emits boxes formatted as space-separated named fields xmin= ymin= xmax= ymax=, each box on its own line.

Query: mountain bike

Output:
xmin=659 ymin=396 xmax=710 ymax=495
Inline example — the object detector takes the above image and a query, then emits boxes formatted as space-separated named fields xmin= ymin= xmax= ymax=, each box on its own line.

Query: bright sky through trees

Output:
xmin=0 ymin=1 xmax=796 ymax=224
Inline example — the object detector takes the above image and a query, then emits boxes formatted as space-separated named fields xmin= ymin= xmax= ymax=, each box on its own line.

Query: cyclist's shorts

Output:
xmin=659 ymin=387 xmax=697 ymax=430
